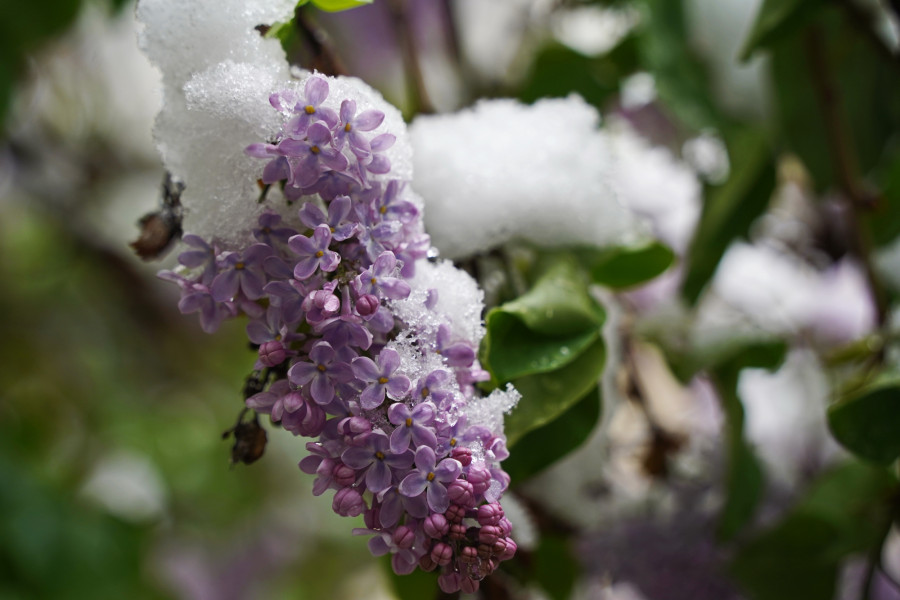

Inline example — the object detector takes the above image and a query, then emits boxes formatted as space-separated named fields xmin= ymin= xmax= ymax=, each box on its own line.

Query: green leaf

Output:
xmin=682 ymin=128 xmax=777 ymax=304
xmin=730 ymin=461 xmax=897 ymax=600
xmin=795 ymin=461 xmax=897 ymax=557
xmin=504 ymin=336 xmax=606 ymax=446
xmin=493 ymin=258 xmax=604 ymax=336
xmin=828 ymin=375 xmax=900 ymax=465
xmin=534 ymin=536 xmax=579 ymax=600
xmin=769 ymin=8 xmax=900 ymax=193
xmin=381 ymin=555 xmax=438 ymax=600
xmin=864 ymin=149 xmax=900 ymax=247
xmin=519 ymin=38 xmax=640 ymax=109
xmin=307 ymin=0 xmax=374 ymax=12
xmin=634 ymin=0 xmax=723 ymax=130
xmin=739 ymin=0 xmax=825 ymax=61
xmin=712 ymin=341 xmax=787 ymax=540
xmin=504 ymin=386 xmax=601 ymax=483
xmin=581 ymin=241 xmax=675 ymax=289
xmin=482 ymin=257 xmax=604 ymax=383
xmin=731 ymin=513 xmax=839 ymax=600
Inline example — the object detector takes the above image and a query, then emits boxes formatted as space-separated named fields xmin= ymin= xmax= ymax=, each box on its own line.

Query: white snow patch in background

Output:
xmin=551 ymin=5 xmax=639 ymax=56
xmin=80 ymin=450 xmax=168 ymax=522
xmin=410 ymin=96 xmax=648 ymax=259
xmin=605 ymin=120 xmax=702 ymax=254
xmin=708 ymin=242 xmax=876 ymax=345
xmin=739 ymin=349 xmax=845 ymax=486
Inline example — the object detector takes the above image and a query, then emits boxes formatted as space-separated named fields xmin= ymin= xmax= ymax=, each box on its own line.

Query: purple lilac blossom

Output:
xmin=158 ymin=75 xmax=515 ymax=593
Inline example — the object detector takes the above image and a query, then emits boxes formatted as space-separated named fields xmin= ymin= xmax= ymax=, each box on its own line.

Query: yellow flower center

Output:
xmin=421 ymin=387 xmax=429 ymax=398
xmin=405 ymin=418 xmax=413 ymax=427
xmin=317 ymin=364 xmax=326 ymax=372
xmin=304 ymin=105 xmax=315 ymax=115
xmin=316 ymin=250 xmax=324 ymax=258
xmin=310 ymin=145 xmax=320 ymax=155
xmin=426 ymin=472 xmax=435 ymax=482
xmin=344 ymin=123 xmax=352 ymax=132
xmin=375 ymin=451 xmax=385 ymax=460
xmin=378 ymin=377 xmax=389 ymax=384
xmin=235 ymin=262 xmax=245 ymax=270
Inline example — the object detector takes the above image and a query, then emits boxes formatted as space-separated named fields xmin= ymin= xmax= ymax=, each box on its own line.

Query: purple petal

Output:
xmin=355 ymin=110 xmax=384 ymax=131
xmin=210 ymin=270 xmax=239 ymax=302
xmin=340 ymin=99 xmax=356 ymax=124
xmin=299 ymin=202 xmax=328 ymax=229
xmin=310 ymin=375 xmax=334 ymax=405
xmin=387 ymin=402 xmax=411 ymax=425
xmin=370 ymin=133 xmax=395 ymax=152
xmin=293 ymin=257 xmax=319 ymax=280
xmin=288 ymin=362 xmax=318 ymax=386
xmin=341 ymin=446 xmax=374 ymax=470
xmin=262 ymin=156 xmax=291 ymax=183
xmin=366 ymin=154 xmax=391 ymax=174
xmin=411 ymin=425 xmax=438 ymax=450
xmin=309 ymin=341 xmax=336 ymax=364
xmin=288 ymin=233 xmax=317 ymax=256
xmin=316 ymin=107 xmax=339 ymax=128
xmin=414 ymin=446 xmax=436 ymax=472
xmin=246 ymin=320 xmax=272 ymax=344
xmin=319 ymin=250 xmax=341 ymax=273
xmin=399 ymin=472 xmax=428 ymax=498
xmin=385 ymin=375 xmax=410 ymax=399
xmin=238 ymin=270 xmax=265 ymax=300
xmin=305 ymin=77 xmax=329 ymax=106
xmin=351 ymin=356 xmax=380 ymax=381
xmin=307 ymin=122 xmax=332 ymax=145
xmin=378 ymin=348 xmax=401 ymax=374
xmin=390 ymin=426 xmax=412 ymax=454
xmin=426 ymin=482 xmax=450 ymax=514
xmin=359 ymin=384 xmax=386 ymax=410
xmin=366 ymin=461 xmax=392 ymax=493
xmin=434 ymin=458 xmax=462 ymax=483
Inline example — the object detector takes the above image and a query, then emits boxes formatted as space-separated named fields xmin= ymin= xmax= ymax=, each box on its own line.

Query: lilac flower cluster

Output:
xmin=160 ymin=76 xmax=515 ymax=593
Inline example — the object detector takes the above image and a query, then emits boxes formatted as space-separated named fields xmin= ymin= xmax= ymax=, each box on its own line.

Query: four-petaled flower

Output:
xmin=341 ymin=431 xmax=413 ymax=494
xmin=388 ymin=401 xmax=438 ymax=454
xmin=289 ymin=225 xmax=340 ymax=280
xmin=399 ymin=446 xmax=462 ymax=514
xmin=288 ymin=341 xmax=354 ymax=405
xmin=351 ymin=347 xmax=411 ymax=409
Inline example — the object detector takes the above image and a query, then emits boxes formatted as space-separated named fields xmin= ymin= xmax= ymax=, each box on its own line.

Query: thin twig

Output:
xmin=804 ymin=27 xmax=890 ymax=329
xmin=386 ymin=0 xmax=435 ymax=115
xmin=295 ymin=6 xmax=348 ymax=76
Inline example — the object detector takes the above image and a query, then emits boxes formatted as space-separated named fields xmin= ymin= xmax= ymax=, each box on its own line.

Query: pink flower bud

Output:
xmin=423 ymin=513 xmax=449 ymax=538
xmin=355 ymin=294 xmax=380 ymax=316
xmin=259 ymin=340 xmax=287 ymax=367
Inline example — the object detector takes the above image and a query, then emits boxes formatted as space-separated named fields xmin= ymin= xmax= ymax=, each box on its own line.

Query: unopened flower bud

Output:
xmin=332 ymin=463 xmax=356 ymax=487
xmin=431 ymin=542 xmax=453 ymax=566
xmin=355 ymin=294 xmax=380 ymax=316
xmin=259 ymin=340 xmax=287 ymax=367
xmin=332 ymin=487 xmax=365 ymax=517
xmin=477 ymin=502 xmax=503 ymax=526
xmin=449 ymin=523 xmax=467 ymax=541
xmin=450 ymin=447 xmax=472 ymax=467
xmin=392 ymin=525 xmax=415 ymax=549
xmin=423 ymin=513 xmax=449 ymax=538
xmin=447 ymin=479 xmax=475 ymax=507
xmin=445 ymin=504 xmax=466 ymax=523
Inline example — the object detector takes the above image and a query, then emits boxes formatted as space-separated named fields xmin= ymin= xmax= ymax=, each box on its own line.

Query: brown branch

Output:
xmin=804 ymin=27 xmax=890 ymax=329
xmin=295 ymin=6 xmax=348 ymax=76
xmin=386 ymin=0 xmax=435 ymax=115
